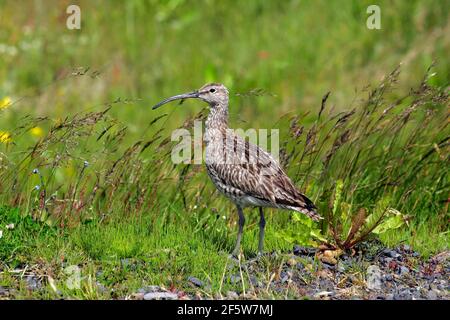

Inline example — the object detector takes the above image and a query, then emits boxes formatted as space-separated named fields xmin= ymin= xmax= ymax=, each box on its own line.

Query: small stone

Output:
xmin=323 ymin=262 xmax=337 ymax=270
xmin=383 ymin=249 xmax=401 ymax=259
xmin=314 ymin=291 xmax=334 ymax=298
xmin=398 ymin=266 xmax=409 ymax=275
xmin=293 ymin=245 xmax=304 ymax=255
xmin=139 ymin=285 xmax=161 ymax=293
xmin=25 ymin=276 xmax=42 ymax=291
xmin=431 ymin=251 xmax=450 ymax=263
xmin=287 ymin=257 xmax=297 ymax=267
xmin=249 ymin=276 xmax=261 ymax=287
xmin=384 ymin=257 xmax=393 ymax=264
xmin=296 ymin=262 xmax=305 ymax=270
xmin=320 ymin=255 xmax=337 ymax=265
xmin=229 ymin=275 xmax=241 ymax=284
xmin=132 ymin=292 xmax=145 ymax=300
xmin=96 ymin=281 xmax=107 ymax=293
xmin=366 ymin=265 xmax=382 ymax=290
xmin=399 ymin=290 xmax=412 ymax=300
xmin=280 ymin=272 xmax=291 ymax=284
xmin=385 ymin=274 xmax=393 ymax=282
xmin=143 ymin=292 xmax=178 ymax=300
xmin=293 ymin=245 xmax=315 ymax=256
xmin=426 ymin=290 xmax=437 ymax=300
xmin=226 ymin=291 xmax=239 ymax=299
xmin=188 ymin=276 xmax=204 ymax=287
xmin=0 ymin=286 xmax=9 ymax=296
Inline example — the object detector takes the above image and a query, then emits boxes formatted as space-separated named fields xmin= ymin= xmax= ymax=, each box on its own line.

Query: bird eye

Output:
xmin=209 ymin=88 xmax=216 ymax=93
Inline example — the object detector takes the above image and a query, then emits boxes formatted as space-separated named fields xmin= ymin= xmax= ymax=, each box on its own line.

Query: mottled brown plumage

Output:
xmin=153 ymin=83 xmax=321 ymax=256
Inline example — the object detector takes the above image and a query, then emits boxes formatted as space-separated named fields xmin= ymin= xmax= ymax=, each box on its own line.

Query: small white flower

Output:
xmin=6 ymin=223 xmax=14 ymax=230
xmin=32 ymin=168 xmax=39 ymax=174
xmin=34 ymin=185 xmax=41 ymax=191
xmin=0 ymin=230 xmax=3 ymax=239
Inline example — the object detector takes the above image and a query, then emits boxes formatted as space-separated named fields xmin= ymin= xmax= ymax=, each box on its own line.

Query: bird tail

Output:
xmin=291 ymin=206 xmax=322 ymax=221
xmin=290 ymin=193 xmax=322 ymax=221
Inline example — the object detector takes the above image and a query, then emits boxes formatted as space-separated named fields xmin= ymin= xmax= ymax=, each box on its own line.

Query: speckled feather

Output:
xmin=152 ymin=83 xmax=322 ymax=254
xmin=201 ymin=84 xmax=321 ymax=221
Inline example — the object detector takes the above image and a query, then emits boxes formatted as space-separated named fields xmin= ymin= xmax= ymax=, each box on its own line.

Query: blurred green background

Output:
xmin=0 ymin=1 xmax=448 ymax=298
xmin=0 ymin=0 xmax=448 ymax=133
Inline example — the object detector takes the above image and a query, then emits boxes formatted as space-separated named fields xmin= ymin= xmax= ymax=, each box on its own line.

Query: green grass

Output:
xmin=0 ymin=0 xmax=448 ymax=299
xmin=0 ymin=205 xmax=312 ymax=299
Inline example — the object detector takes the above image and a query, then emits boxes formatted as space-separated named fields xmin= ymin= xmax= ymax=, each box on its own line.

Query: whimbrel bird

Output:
xmin=153 ymin=83 xmax=321 ymax=256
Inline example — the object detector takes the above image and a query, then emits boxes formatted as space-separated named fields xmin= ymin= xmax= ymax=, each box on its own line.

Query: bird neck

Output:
xmin=206 ymin=102 xmax=229 ymax=131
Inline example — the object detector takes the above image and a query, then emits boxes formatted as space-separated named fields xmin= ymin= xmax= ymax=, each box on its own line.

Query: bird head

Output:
xmin=152 ymin=83 xmax=229 ymax=110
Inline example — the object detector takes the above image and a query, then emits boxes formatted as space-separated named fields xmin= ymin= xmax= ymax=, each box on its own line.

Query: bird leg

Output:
xmin=232 ymin=205 xmax=245 ymax=257
xmin=258 ymin=207 xmax=266 ymax=256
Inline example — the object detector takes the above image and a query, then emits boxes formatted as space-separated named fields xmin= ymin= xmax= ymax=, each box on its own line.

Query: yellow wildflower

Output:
xmin=0 ymin=97 xmax=12 ymax=110
xmin=30 ymin=126 xmax=44 ymax=138
xmin=0 ymin=131 xmax=11 ymax=143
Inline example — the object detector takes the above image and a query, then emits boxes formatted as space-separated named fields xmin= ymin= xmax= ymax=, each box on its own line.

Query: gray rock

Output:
xmin=143 ymin=292 xmax=178 ymax=300
xmin=96 ymin=281 xmax=107 ymax=294
xmin=383 ymin=249 xmax=400 ymax=259
xmin=426 ymin=290 xmax=437 ymax=300
xmin=366 ymin=265 xmax=382 ymax=290
xmin=398 ymin=290 xmax=412 ymax=300
xmin=426 ymin=289 xmax=442 ymax=300
xmin=398 ymin=266 xmax=409 ymax=275
xmin=296 ymin=262 xmax=305 ymax=270
xmin=314 ymin=291 xmax=334 ymax=298
xmin=226 ymin=291 xmax=239 ymax=299
xmin=229 ymin=275 xmax=241 ymax=284
xmin=25 ymin=276 xmax=42 ymax=291
xmin=293 ymin=245 xmax=315 ymax=256
xmin=0 ymin=286 xmax=9 ymax=296
xmin=138 ymin=285 xmax=161 ymax=293
xmin=249 ymin=276 xmax=263 ymax=288
xmin=188 ymin=276 xmax=204 ymax=287
xmin=393 ymin=287 xmax=413 ymax=300
xmin=384 ymin=257 xmax=393 ymax=264
xmin=402 ymin=245 xmax=411 ymax=252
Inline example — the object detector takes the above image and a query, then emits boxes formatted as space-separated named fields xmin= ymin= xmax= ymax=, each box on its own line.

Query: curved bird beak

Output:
xmin=152 ymin=91 xmax=199 ymax=110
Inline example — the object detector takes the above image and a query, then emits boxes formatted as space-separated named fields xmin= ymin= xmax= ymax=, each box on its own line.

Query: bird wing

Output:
xmin=207 ymin=133 xmax=320 ymax=220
